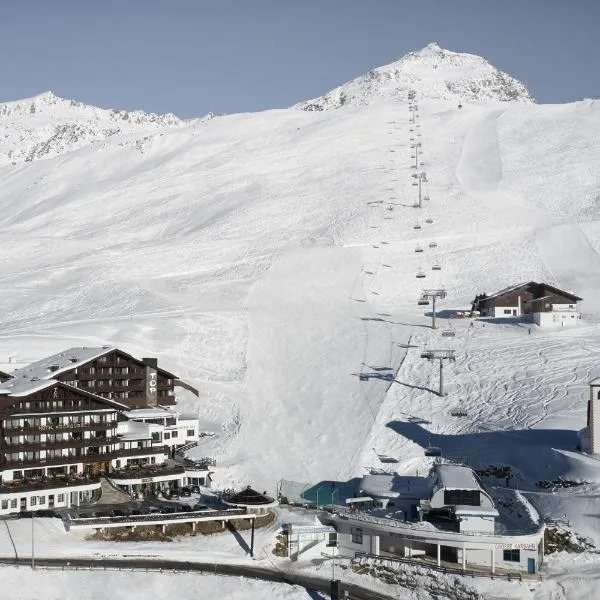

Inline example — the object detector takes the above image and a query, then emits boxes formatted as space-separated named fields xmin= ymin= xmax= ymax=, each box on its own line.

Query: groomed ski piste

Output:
xmin=1 ymin=44 xmax=600 ymax=598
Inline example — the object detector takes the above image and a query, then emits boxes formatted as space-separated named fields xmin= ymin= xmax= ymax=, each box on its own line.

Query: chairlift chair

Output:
xmin=413 ymin=222 xmax=421 ymax=230
xmin=450 ymin=406 xmax=468 ymax=417
xmin=425 ymin=446 xmax=442 ymax=457
xmin=415 ymin=246 xmax=424 ymax=253
xmin=429 ymin=241 xmax=438 ymax=248
xmin=424 ymin=195 xmax=430 ymax=202
xmin=387 ymin=205 xmax=394 ymax=211
xmin=432 ymin=263 xmax=442 ymax=271
xmin=416 ymin=269 xmax=426 ymax=279
xmin=417 ymin=297 xmax=430 ymax=306
xmin=425 ymin=218 xmax=433 ymax=224
xmin=441 ymin=323 xmax=455 ymax=337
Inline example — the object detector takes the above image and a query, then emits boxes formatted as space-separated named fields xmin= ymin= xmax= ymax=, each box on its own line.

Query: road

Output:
xmin=0 ymin=556 xmax=398 ymax=600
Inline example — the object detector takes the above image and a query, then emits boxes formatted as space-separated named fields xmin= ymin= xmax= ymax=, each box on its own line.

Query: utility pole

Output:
xmin=418 ymin=289 xmax=447 ymax=329
xmin=420 ymin=350 xmax=456 ymax=396
xmin=31 ymin=513 xmax=35 ymax=570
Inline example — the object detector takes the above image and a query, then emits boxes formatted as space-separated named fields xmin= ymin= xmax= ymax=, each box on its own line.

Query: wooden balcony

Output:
xmin=0 ymin=475 xmax=101 ymax=494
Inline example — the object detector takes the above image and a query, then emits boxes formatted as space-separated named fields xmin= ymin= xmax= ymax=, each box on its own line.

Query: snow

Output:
xmin=0 ymin=42 xmax=600 ymax=598
xmin=0 ymin=567 xmax=311 ymax=600
xmin=436 ymin=464 xmax=482 ymax=491
xmin=297 ymin=42 xmax=534 ymax=111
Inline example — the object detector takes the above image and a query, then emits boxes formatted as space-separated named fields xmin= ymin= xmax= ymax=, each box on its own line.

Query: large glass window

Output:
xmin=444 ymin=489 xmax=480 ymax=506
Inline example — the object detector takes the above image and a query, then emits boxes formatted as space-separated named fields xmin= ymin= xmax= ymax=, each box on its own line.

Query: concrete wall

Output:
xmin=533 ymin=311 xmax=578 ymax=327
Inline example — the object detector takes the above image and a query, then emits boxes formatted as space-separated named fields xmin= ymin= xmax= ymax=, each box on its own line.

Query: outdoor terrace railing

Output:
xmin=68 ymin=507 xmax=249 ymax=527
xmin=0 ymin=475 xmax=101 ymax=494
xmin=4 ymin=421 xmax=118 ymax=436
xmin=108 ymin=464 xmax=185 ymax=479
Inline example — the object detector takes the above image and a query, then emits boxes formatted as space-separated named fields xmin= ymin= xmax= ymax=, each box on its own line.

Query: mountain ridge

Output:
xmin=296 ymin=42 xmax=535 ymax=111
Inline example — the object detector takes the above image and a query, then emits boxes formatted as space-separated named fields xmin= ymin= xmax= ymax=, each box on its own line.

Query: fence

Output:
xmin=354 ymin=552 xmax=531 ymax=582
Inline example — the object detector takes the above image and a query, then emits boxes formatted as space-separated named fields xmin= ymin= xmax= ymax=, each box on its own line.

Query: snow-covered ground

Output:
xmin=1 ymin=44 xmax=600 ymax=598
xmin=1 ymin=566 xmax=312 ymax=600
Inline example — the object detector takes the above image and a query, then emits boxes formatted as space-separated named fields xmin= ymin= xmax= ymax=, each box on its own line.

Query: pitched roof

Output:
xmin=436 ymin=464 xmax=482 ymax=491
xmin=0 ymin=346 xmax=179 ymax=396
xmin=2 ymin=346 xmax=116 ymax=387
xmin=0 ymin=379 xmax=129 ymax=411
xmin=477 ymin=281 xmax=582 ymax=304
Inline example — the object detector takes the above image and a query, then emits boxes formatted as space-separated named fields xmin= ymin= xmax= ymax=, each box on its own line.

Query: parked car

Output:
xmin=193 ymin=503 xmax=209 ymax=511
xmin=169 ymin=489 xmax=180 ymax=499
xmin=148 ymin=506 xmax=162 ymax=514
xmin=110 ymin=509 xmax=126 ymax=517
xmin=191 ymin=485 xmax=201 ymax=494
xmin=179 ymin=504 xmax=193 ymax=512
xmin=180 ymin=487 xmax=192 ymax=497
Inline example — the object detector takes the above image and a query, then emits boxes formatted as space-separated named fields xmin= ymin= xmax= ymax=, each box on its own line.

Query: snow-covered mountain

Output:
xmin=297 ymin=42 xmax=534 ymax=111
xmin=0 ymin=90 xmax=213 ymax=165
xmin=1 ymin=47 xmax=600 ymax=591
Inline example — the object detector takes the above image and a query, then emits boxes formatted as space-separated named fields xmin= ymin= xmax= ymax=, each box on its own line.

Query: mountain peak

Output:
xmin=297 ymin=43 xmax=535 ymax=111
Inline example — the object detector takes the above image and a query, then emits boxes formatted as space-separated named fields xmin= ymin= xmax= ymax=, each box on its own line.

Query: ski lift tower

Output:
xmin=420 ymin=349 xmax=455 ymax=396
xmin=418 ymin=288 xmax=447 ymax=329
xmin=410 ymin=142 xmax=422 ymax=171
xmin=414 ymin=171 xmax=427 ymax=208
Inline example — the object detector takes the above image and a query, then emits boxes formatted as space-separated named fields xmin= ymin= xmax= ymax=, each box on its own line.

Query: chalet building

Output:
xmin=325 ymin=463 xmax=544 ymax=575
xmin=0 ymin=348 xmax=208 ymax=515
xmin=4 ymin=346 xmax=199 ymax=408
xmin=472 ymin=282 xmax=581 ymax=327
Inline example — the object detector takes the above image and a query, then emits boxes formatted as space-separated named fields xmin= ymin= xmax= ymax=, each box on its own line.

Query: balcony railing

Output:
xmin=3 ymin=420 xmax=118 ymax=436
xmin=3 ymin=445 xmax=164 ymax=469
xmin=108 ymin=464 xmax=185 ymax=480
xmin=5 ymin=436 xmax=120 ymax=453
xmin=0 ymin=475 xmax=101 ymax=494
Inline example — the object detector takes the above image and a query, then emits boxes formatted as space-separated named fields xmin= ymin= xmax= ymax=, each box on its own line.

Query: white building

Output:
xmin=472 ymin=282 xmax=581 ymax=327
xmin=327 ymin=463 xmax=544 ymax=575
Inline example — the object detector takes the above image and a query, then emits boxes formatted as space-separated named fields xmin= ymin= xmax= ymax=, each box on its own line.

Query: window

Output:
xmin=444 ymin=489 xmax=480 ymax=506
xmin=30 ymin=497 xmax=37 ymax=506
xmin=1 ymin=500 xmax=7 ymax=510
xmin=351 ymin=527 xmax=363 ymax=545
xmin=171 ymin=431 xmax=178 ymax=438
xmin=503 ymin=549 xmax=520 ymax=562
xmin=57 ymin=494 xmax=64 ymax=503
xmin=164 ymin=433 xmax=170 ymax=440
xmin=187 ymin=429 xmax=195 ymax=437
xmin=38 ymin=496 xmax=46 ymax=505
xmin=10 ymin=499 xmax=17 ymax=508
xmin=503 ymin=309 xmax=512 ymax=315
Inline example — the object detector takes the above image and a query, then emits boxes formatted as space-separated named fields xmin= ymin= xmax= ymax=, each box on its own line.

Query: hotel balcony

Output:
xmin=0 ymin=474 xmax=101 ymax=494
xmin=3 ymin=420 xmax=118 ymax=436
xmin=3 ymin=445 xmax=164 ymax=470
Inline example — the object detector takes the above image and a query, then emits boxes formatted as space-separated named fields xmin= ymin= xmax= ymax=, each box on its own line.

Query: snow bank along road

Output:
xmin=0 ymin=556 xmax=394 ymax=600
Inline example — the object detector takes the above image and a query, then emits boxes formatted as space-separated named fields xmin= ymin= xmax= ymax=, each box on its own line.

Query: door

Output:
xmin=20 ymin=497 xmax=27 ymax=512
xmin=48 ymin=495 xmax=55 ymax=508
xmin=528 ymin=558 xmax=536 ymax=574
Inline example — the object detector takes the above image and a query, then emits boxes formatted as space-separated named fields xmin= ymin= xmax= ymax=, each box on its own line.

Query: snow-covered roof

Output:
xmin=479 ymin=282 xmax=531 ymax=303
xmin=454 ymin=506 xmax=499 ymax=517
xmin=360 ymin=474 xmax=432 ymax=499
xmin=117 ymin=420 xmax=153 ymax=441
xmin=123 ymin=406 xmax=179 ymax=420
xmin=435 ymin=464 xmax=482 ymax=491
xmin=1 ymin=346 xmax=114 ymax=388
xmin=0 ymin=376 xmax=62 ymax=397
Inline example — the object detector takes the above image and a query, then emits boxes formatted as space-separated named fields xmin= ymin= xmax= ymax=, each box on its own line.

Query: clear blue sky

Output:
xmin=1 ymin=0 xmax=598 ymax=117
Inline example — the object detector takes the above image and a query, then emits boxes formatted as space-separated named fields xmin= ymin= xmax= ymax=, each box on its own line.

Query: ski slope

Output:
xmin=1 ymin=47 xmax=600 ymax=558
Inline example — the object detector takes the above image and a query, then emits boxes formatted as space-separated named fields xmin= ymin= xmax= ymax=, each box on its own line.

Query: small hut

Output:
xmin=223 ymin=486 xmax=278 ymax=515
